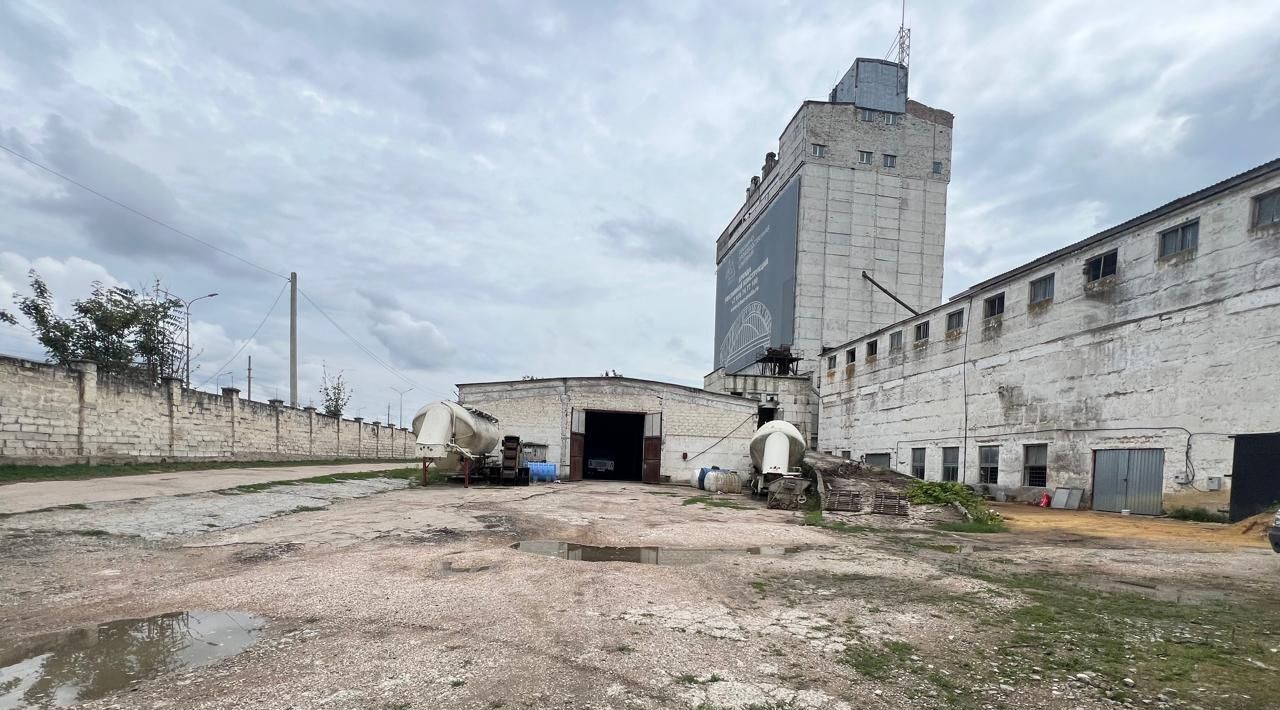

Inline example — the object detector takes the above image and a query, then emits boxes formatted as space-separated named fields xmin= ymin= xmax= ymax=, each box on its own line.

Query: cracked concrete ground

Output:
xmin=1 ymin=476 xmax=1278 ymax=710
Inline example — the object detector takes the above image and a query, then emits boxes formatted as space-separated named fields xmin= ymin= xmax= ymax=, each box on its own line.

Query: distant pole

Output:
xmin=246 ymin=355 xmax=253 ymax=400
xmin=387 ymin=402 xmax=392 ymax=425
xmin=178 ymin=292 xmax=218 ymax=387
xmin=391 ymin=386 xmax=414 ymax=428
xmin=289 ymin=272 xmax=298 ymax=407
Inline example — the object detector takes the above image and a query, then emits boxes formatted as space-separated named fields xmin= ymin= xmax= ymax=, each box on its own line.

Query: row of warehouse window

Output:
xmin=824 ymin=444 xmax=1049 ymax=486
xmin=909 ymin=444 xmax=1048 ymax=487
xmin=810 ymin=142 xmax=944 ymax=175
xmin=826 ymin=188 xmax=1280 ymax=372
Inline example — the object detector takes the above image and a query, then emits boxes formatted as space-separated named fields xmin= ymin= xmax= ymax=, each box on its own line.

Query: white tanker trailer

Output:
xmin=410 ymin=401 xmax=500 ymax=480
xmin=748 ymin=420 xmax=806 ymax=496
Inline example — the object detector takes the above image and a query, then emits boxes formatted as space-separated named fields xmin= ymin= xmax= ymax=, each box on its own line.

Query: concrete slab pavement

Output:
xmin=0 ymin=462 xmax=414 ymax=515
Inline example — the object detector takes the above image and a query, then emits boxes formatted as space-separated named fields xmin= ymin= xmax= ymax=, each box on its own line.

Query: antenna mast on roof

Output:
xmin=895 ymin=0 xmax=911 ymax=69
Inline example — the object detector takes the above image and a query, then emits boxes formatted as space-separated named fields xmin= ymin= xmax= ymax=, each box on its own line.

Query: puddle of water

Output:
xmin=511 ymin=540 xmax=805 ymax=565
xmin=0 ymin=610 xmax=265 ymax=709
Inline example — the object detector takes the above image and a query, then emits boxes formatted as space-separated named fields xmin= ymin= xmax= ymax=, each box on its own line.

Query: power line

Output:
xmin=296 ymin=287 xmax=417 ymax=388
xmin=195 ymin=281 xmax=289 ymax=390
xmin=0 ymin=142 xmax=290 ymax=281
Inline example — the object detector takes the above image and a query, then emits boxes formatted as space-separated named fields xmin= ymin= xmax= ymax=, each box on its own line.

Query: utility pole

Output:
xmin=246 ymin=355 xmax=252 ymax=400
xmin=391 ymin=386 xmax=414 ymax=428
xmin=289 ymin=272 xmax=298 ymax=407
xmin=386 ymin=402 xmax=392 ymax=425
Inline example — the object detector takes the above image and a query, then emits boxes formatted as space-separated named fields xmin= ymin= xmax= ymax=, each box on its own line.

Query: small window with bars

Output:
xmin=866 ymin=339 xmax=878 ymax=358
xmin=1029 ymin=274 xmax=1055 ymax=305
xmin=883 ymin=154 xmax=897 ymax=168
xmin=1085 ymin=250 xmax=1118 ymax=282
xmin=826 ymin=355 xmax=836 ymax=370
xmin=911 ymin=448 xmax=926 ymax=479
xmin=889 ymin=331 xmax=903 ymax=351
xmin=945 ymin=309 xmax=964 ymax=332
xmin=914 ymin=321 xmax=930 ymax=341
xmin=984 ymin=293 xmax=1005 ymax=318
xmin=1159 ymin=220 xmax=1198 ymax=258
xmin=846 ymin=349 xmax=855 ymax=365
xmin=860 ymin=109 xmax=876 ymax=122
xmin=1024 ymin=444 xmax=1048 ymax=487
xmin=942 ymin=447 xmax=959 ymax=482
xmin=979 ymin=446 xmax=999 ymax=485
xmin=858 ymin=150 xmax=873 ymax=164
xmin=885 ymin=113 xmax=899 ymax=126
xmin=811 ymin=143 xmax=827 ymax=158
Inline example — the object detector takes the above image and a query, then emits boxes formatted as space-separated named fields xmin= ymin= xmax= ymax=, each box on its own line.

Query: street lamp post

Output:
xmin=391 ymin=386 xmax=414 ymax=428
xmin=181 ymin=292 xmax=218 ymax=387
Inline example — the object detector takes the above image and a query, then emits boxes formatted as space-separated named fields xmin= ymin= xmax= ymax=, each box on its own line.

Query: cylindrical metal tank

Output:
xmin=410 ymin=401 xmax=499 ymax=473
xmin=750 ymin=421 xmax=805 ymax=474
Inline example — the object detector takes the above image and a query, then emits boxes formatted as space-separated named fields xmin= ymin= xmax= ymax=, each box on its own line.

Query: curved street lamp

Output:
xmin=183 ymin=292 xmax=218 ymax=386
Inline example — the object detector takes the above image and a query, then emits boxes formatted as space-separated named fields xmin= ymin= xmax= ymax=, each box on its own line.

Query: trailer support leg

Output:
xmin=463 ymin=458 xmax=470 ymax=488
xmin=421 ymin=458 xmax=430 ymax=486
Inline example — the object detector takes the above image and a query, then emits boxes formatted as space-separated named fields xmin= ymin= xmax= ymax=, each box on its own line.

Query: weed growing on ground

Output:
xmin=1165 ymin=506 xmax=1229 ymax=523
xmin=449 ymin=679 xmax=465 ymax=688
xmin=289 ymin=505 xmax=326 ymax=514
xmin=675 ymin=673 xmax=723 ymax=685
xmin=682 ymin=495 xmax=751 ymax=510
xmin=936 ymin=520 xmax=1007 ymax=533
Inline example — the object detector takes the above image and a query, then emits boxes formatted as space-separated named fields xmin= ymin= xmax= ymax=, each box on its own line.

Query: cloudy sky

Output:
xmin=1 ymin=0 xmax=1278 ymax=421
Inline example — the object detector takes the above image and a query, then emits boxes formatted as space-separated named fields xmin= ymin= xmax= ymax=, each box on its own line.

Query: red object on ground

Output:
xmin=1039 ymin=491 xmax=1051 ymax=507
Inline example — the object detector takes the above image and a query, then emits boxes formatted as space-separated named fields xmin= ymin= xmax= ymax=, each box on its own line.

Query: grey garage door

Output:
xmin=1093 ymin=449 xmax=1165 ymax=515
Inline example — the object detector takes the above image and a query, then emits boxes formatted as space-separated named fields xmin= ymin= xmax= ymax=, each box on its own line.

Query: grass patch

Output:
xmin=217 ymin=467 xmax=427 ymax=496
xmin=749 ymin=580 xmax=768 ymax=595
xmin=449 ymin=679 xmax=465 ymax=688
xmin=606 ymin=644 xmax=635 ymax=654
xmin=842 ymin=640 xmax=912 ymax=679
xmin=71 ymin=528 xmax=111 ymax=537
xmin=936 ymin=519 xmax=1008 ymax=533
xmin=289 ymin=505 xmax=327 ymax=514
xmin=1165 ymin=506 xmax=1230 ymax=523
xmin=964 ymin=569 xmax=1280 ymax=707
xmin=800 ymin=510 xmax=875 ymax=534
xmin=0 ymin=458 xmax=415 ymax=485
xmin=682 ymin=495 xmax=751 ymax=510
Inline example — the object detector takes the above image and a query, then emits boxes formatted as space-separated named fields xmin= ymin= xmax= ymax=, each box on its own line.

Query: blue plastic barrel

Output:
xmin=529 ymin=462 xmax=558 ymax=482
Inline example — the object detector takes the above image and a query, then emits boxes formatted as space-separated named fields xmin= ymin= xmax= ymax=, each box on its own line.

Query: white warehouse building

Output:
xmin=816 ymin=159 xmax=1280 ymax=518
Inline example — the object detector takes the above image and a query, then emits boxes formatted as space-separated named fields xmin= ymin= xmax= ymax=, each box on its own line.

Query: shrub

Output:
xmin=905 ymin=480 xmax=1007 ymax=532
xmin=1165 ymin=506 xmax=1229 ymax=524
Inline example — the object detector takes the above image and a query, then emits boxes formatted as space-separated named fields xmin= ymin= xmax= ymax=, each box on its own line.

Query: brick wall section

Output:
xmin=458 ymin=378 xmax=758 ymax=480
xmin=817 ymin=166 xmax=1280 ymax=512
xmin=0 ymin=355 xmax=413 ymax=465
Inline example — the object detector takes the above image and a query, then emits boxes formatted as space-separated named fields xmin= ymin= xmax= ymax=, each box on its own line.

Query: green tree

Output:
xmin=319 ymin=363 xmax=353 ymax=417
xmin=0 ymin=270 xmax=185 ymax=380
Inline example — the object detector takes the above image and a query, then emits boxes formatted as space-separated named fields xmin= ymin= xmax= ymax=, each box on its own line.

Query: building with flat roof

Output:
xmin=816 ymin=159 xmax=1280 ymax=518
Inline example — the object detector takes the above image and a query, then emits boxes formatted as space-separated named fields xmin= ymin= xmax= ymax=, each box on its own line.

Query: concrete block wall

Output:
xmin=459 ymin=378 xmax=758 ymax=481
xmin=818 ymin=166 xmax=1280 ymax=512
xmin=0 ymin=354 xmax=413 ymax=465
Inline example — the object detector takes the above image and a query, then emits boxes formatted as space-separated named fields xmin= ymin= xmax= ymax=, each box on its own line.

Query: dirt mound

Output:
xmin=804 ymin=452 xmax=915 ymax=494
xmin=1227 ymin=508 xmax=1276 ymax=539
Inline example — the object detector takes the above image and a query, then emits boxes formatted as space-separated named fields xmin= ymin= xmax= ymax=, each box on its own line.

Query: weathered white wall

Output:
xmin=0 ymin=356 xmax=414 ymax=464
xmin=458 ymin=378 xmax=757 ymax=481
xmin=818 ymin=167 xmax=1280 ymax=512
xmin=703 ymin=368 xmax=818 ymax=448
xmin=715 ymin=100 xmax=953 ymax=378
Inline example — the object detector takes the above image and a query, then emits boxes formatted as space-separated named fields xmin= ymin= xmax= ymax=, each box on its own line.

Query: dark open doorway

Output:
xmin=583 ymin=410 xmax=645 ymax=481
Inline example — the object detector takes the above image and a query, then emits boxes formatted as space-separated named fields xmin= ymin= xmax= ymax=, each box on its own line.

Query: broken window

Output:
xmin=946 ymin=309 xmax=964 ymax=332
xmin=1085 ymin=250 xmax=1118 ymax=282
xmin=1256 ymin=189 xmax=1280 ymax=227
xmin=914 ymin=321 xmax=929 ymax=342
xmin=1029 ymin=274 xmax=1055 ymax=305
xmin=911 ymin=448 xmax=926 ymax=479
xmin=846 ymin=349 xmax=855 ymax=364
xmin=942 ymin=447 xmax=959 ymax=482
xmin=866 ymin=339 xmax=878 ymax=358
xmin=811 ymin=143 xmax=827 ymax=158
xmin=932 ymin=161 xmax=943 ymax=175
xmin=889 ymin=331 xmax=903 ymax=351
xmin=983 ymin=293 xmax=1005 ymax=319
xmin=1024 ymin=444 xmax=1048 ymax=487
xmin=860 ymin=109 xmax=876 ymax=122
xmin=1159 ymin=220 xmax=1198 ymax=258
xmin=883 ymin=154 xmax=897 ymax=168
xmin=826 ymin=355 xmax=836 ymax=370
xmin=858 ymin=150 xmax=873 ymax=164
xmin=979 ymin=446 xmax=999 ymax=485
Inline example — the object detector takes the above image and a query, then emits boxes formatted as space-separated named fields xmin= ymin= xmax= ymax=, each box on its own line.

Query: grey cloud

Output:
xmin=597 ymin=210 xmax=709 ymax=267
xmin=368 ymin=309 xmax=453 ymax=372
xmin=0 ymin=2 xmax=72 ymax=86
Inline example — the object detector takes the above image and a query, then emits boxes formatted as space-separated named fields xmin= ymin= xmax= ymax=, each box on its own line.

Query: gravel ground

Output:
xmin=2 ymin=480 xmax=1278 ymax=710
